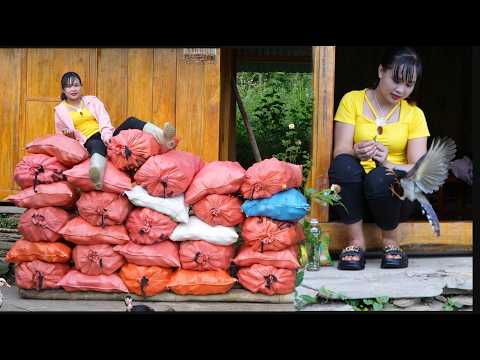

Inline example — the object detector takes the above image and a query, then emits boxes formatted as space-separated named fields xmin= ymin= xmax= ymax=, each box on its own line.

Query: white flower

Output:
xmin=288 ymin=123 xmax=295 ymax=130
xmin=330 ymin=184 xmax=341 ymax=193
xmin=295 ymin=140 xmax=302 ymax=145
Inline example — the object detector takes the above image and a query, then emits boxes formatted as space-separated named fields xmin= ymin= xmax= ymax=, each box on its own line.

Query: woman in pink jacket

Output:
xmin=54 ymin=72 xmax=176 ymax=190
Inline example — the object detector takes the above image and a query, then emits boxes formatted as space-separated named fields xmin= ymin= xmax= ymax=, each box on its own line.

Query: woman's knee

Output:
xmin=364 ymin=166 xmax=394 ymax=198
xmin=328 ymin=154 xmax=363 ymax=183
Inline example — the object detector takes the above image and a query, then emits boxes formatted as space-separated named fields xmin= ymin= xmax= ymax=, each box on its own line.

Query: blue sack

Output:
xmin=241 ymin=188 xmax=310 ymax=221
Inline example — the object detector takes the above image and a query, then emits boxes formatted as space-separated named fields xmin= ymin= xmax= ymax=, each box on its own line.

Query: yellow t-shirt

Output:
xmin=64 ymin=102 xmax=100 ymax=139
xmin=334 ymin=89 xmax=430 ymax=173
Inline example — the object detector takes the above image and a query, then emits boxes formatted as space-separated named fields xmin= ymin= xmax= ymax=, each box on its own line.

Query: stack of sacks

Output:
xmin=119 ymin=149 xmax=205 ymax=296
xmin=234 ymin=158 xmax=308 ymax=296
xmin=163 ymin=161 xmax=246 ymax=295
xmin=6 ymin=135 xmax=85 ymax=291
xmin=56 ymin=129 xmax=174 ymax=294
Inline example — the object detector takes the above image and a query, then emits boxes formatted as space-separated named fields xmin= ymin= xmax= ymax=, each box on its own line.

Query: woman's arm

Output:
xmin=382 ymin=137 xmax=428 ymax=172
xmin=333 ymin=122 xmax=377 ymax=160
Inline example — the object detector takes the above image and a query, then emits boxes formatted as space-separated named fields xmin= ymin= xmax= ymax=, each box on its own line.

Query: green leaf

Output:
xmin=372 ymin=303 xmax=384 ymax=311
xmin=363 ymin=299 xmax=374 ymax=305
xmin=300 ymin=295 xmax=318 ymax=304
xmin=295 ymin=269 xmax=304 ymax=287
xmin=375 ymin=296 xmax=390 ymax=304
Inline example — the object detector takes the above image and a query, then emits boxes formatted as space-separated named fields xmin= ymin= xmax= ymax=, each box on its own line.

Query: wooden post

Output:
xmin=310 ymin=46 xmax=335 ymax=222
xmin=232 ymin=79 xmax=262 ymax=162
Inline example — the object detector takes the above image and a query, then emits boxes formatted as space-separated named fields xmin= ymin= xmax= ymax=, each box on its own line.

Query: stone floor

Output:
xmin=296 ymin=256 xmax=473 ymax=311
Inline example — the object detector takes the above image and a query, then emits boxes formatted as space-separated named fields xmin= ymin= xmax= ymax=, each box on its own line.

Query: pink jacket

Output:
xmin=54 ymin=96 xmax=115 ymax=145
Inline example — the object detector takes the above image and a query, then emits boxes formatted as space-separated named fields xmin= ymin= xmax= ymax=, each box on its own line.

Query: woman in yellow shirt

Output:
xmin=55 ymin=72 xmax=176 ymax=190
xmin=329 ymin=47 xmax=430 ymax=270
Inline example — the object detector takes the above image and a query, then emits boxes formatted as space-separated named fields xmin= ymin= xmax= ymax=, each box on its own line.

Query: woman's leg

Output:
xmin=364 ymin=166 xmax=414 ymax=260
xmin=113 ymin=116 xmax=176 ymax=149
xmin=84 ymin=133 xmax=107 ymax=190
xmin=113 ymin=117 xmax=146 ymax=136
xmin=328 ymin=154 xmax=366 ymax=261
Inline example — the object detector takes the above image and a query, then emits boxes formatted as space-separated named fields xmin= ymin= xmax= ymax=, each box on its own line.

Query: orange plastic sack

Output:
xmin=184 ymin=161 xmax=246 ymax=205
xmin=192 ymin=194 xmax=244 ymax=227
xmin=6 ymin=181 xmax=79 ymax=209
xmin=72 ymin=244 xmax=125 ymax=276
xmin=134 ymin=150 xmax=204 ymax=197
xmin=233 ymin=244 xmax=300 ymax=269
xmin=107 ymin=129 xmax=160 ymax=173
xmin=167 ymin=269 xmax=236 ymax=295
xmin=57 ymin=269 xmax=128 ymax=293
xmin=14 ymin=154 xmax=67 ymax=190
xmin=6 ymin=239 xmax=72 ymax=264
xmin=241 ymin=216 xmax=304 ymax=252
xmin=119 ymin=263 xmax=173 ymax=296
xmin=63 ymin=159 xmax=132 ymax=194
xmin=179 ymin=240 xmax=235 ymax=271
xmin=58 ymin=216 xmax=130 ymax=245
xmin=113 ymin=241 xmax=180 ymax=267
xmin=18 ymin=207 xmax=72 ymax=242
xmin=77 ymin=192 xmax=132 ymax=227
xmin=126 ymin=207 xmax=177 ymax=245
xmin=240 ymin=158 xmax=303 ymax=199
xmin=26 ymin=134 xmax=89 ymax=167
xmin=237 ymin=264 xmax=296 ymax=295
xmin=15 ymin=260 xmax=70 ymax=290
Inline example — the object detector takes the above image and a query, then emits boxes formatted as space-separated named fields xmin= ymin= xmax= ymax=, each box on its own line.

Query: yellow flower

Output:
xmin=288 ymin=123 xmax=295 ymax=130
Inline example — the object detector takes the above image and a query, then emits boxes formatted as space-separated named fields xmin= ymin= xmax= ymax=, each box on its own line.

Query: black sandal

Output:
xmin=381 ymin=245 xmax=408 ymax=269
xmin=338 ymin=245 xmax=366 ymax=271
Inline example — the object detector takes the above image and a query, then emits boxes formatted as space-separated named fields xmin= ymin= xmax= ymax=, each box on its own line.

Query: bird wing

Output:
xmin=416 ymin=192 xmax=441 ymax=237
xmin=405 ymin=137 xmax=457 ymax=194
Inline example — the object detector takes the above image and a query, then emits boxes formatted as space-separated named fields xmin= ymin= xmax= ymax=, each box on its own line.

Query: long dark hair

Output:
xmin=60 ymin=72 xmax=82 ymax=101
xmin=370 ymin=47 xmax=423 ymax=105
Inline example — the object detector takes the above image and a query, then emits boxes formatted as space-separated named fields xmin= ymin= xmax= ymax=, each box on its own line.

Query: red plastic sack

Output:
xmin=237 ymin=264 xmax=296 ymax=295
xmin=26 ymin=134 xmax=89 ymax=167
xmin=77 ymin=192 xmax=132 ymax=227
xmin=15 ymin=260 xmax=70 ymax=290
xmin=72 ymin=244 xmax=125 ymax=276
xmin=167 ymin=269 xmax=236 ymax=295
xmin=58 ymin=216 xmax=130 ymax=246
xmin=185 ymin=161 xmax=246 ymax=205
xmin=241 ymin=216 xmax=304 ymax=252
xmin=126 ymin=207 xmax=177 ymax=245
xmin=107 ymin=129 xmax=160 ymax=173
xmin=113 ymin=241 xmax=180 ymax=267
xmin=134 ymin=150 xmax=204 ymax=197
xmin=119 ymin=263 xmax=174 ymax=296
xmin=14 ymin=154 xmax=67 ymax=190
xmin=240 ymin=158 xmax=303 ymax=199
xmin=192 ymin=194 xmax=244 ymax=227
xmin=6 ymin=181 xmax=79 ymax=209
xmin=6 ymin=239 xmax=72 ymax=264
xmin=233 ymin=244 xmax=300 ymax=269
xmin=18 ymin=207 xmax=72 ymax=242
xmin=57 ymin=269 xmax=128 ymax=293
xmin=63 ymin=159 xmax=132 ymax=194
xmin=179 ymin=240 xmax=234 ymax=271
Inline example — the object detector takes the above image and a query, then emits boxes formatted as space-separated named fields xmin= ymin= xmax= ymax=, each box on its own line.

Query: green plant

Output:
xmin=273 ymin=123 xmax=312 ymax=189
xmin=0 ymin=214 xmax=19 ymax=229
xmin=442 ymin=297 xmax=463 ymax=311
xmin=235 ymin=72 xmax=313 ymax=181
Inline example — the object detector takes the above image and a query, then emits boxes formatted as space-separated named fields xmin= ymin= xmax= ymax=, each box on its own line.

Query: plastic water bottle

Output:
xmin=306 ymin=218 xmax=321 ymax=271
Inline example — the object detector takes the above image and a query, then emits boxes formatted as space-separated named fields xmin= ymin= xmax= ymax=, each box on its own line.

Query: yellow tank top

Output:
xmin=64 ymin=101 xmax=100 ymax=139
